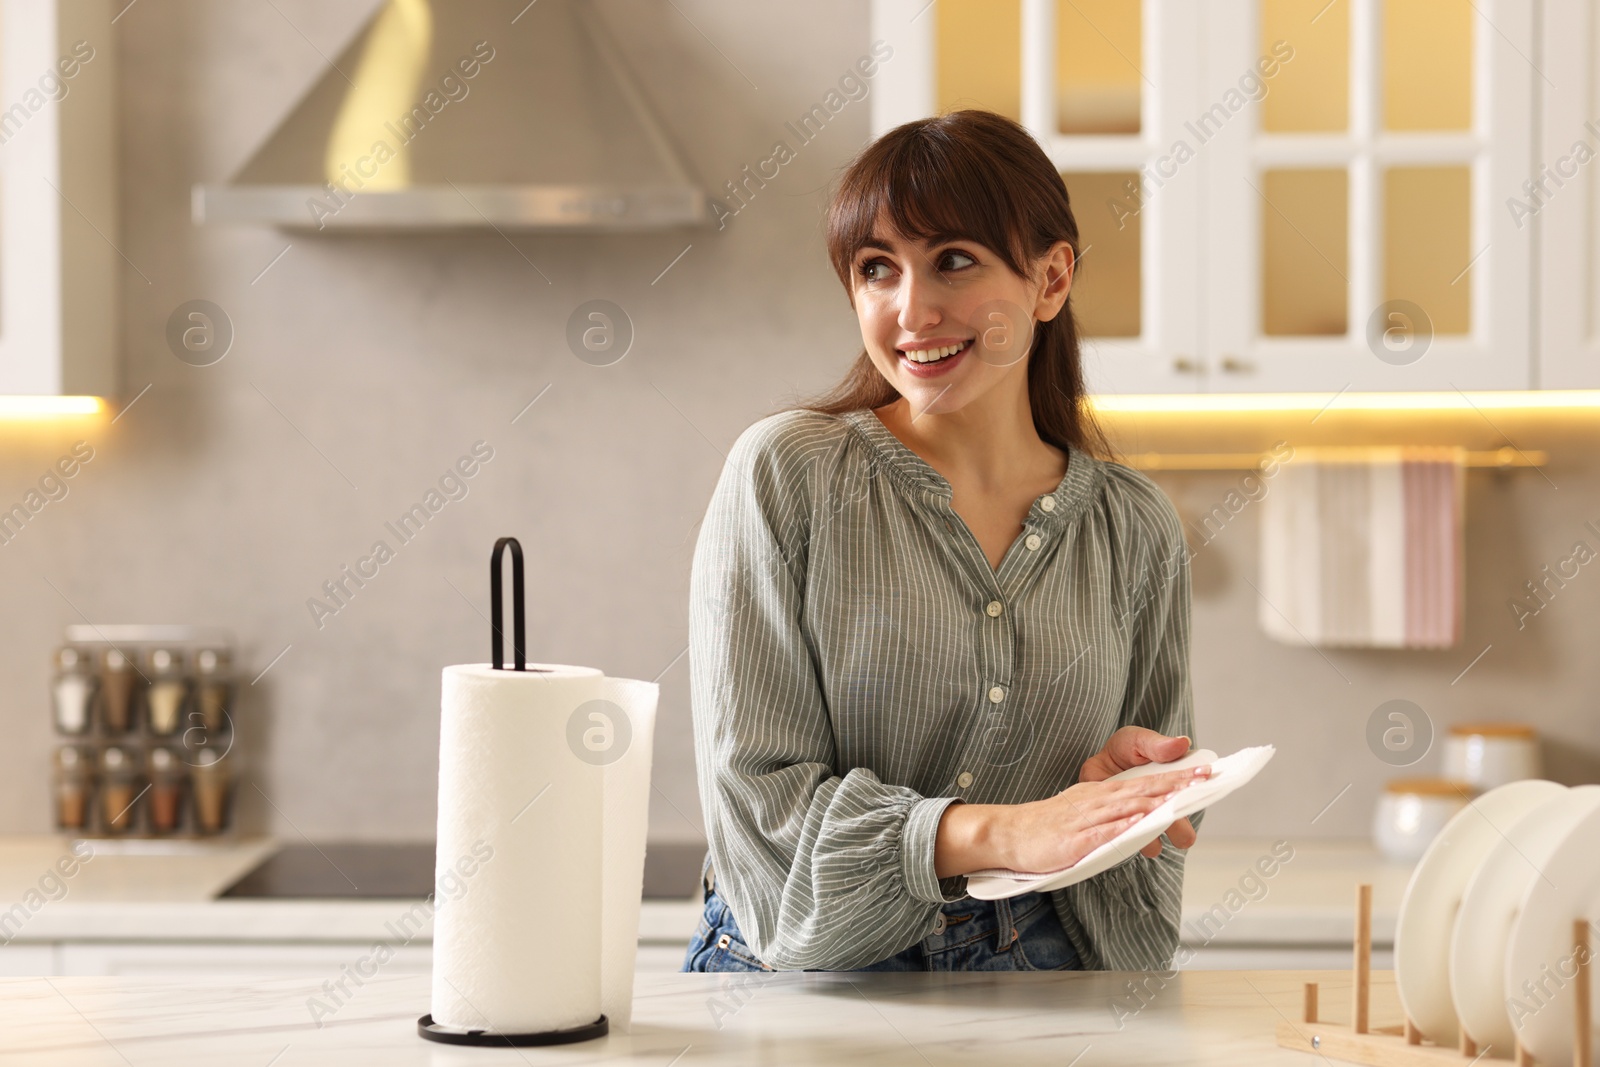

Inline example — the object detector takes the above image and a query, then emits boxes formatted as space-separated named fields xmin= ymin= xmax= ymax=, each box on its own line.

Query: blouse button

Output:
xmin=985 ymin=600 xmax=1003 ymax=617
xmin=956 ymin=771 xmax=974 ymax=788
xmin=1025 ymin=534 xmax=1042 ymax=551
xmin=1040 ymin=496 xmax=1057 ymax=512
xmin=987 ymin=685 xmax=1005 ymax=704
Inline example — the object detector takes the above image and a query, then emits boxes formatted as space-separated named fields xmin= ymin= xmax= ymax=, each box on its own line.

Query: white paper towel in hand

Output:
xmin=431 ymin=663 xmax=658 ymax=1036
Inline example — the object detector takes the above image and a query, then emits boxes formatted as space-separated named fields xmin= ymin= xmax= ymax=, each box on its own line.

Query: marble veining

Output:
xmin=3 ymin=969 xmax=1402 ymax=1065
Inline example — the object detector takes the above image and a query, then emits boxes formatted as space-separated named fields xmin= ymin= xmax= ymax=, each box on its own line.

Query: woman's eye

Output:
xmin=858 ymin=259 xmax=893 ymax=283
xmin=939 ymin=250 xmax=976 ymax=271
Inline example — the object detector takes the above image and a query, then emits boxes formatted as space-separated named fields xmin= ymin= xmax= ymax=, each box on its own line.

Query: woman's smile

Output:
xmin=897 ymin=337 xmax=974 ymax=376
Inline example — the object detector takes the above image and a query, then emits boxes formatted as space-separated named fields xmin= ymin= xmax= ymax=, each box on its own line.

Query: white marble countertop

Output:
xmin=4 ymin=968 xmax=1406 ymax=1065
xmin=0 ymin=835 xmax=1411 ymax=948
xmin=0 ymin=835 xmax=277 ymax=903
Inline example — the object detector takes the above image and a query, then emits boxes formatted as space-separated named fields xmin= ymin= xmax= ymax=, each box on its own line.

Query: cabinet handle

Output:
xmin=1172 ymin=357 xmax=1201 ymax=374
xmin=1220 ymin=356 xmax=1255 ymax=374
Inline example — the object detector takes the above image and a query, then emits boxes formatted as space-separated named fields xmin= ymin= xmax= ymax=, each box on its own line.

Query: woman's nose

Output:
xmin=897 ymin=270 xmax=943 ymax=334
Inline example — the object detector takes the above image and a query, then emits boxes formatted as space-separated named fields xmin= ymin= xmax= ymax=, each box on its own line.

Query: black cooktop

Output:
xmin=220 ymin=843 xmax=436 ymax=899
xmin=219 ymin=840 xmax=708 ymax=899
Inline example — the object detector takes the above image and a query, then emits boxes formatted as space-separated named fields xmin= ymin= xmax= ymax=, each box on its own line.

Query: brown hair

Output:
xmin=784 ymin=109 xmax=1110 ymax=460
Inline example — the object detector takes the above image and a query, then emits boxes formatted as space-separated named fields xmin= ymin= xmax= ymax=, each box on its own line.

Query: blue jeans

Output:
xmin=680 ymin=868 xmax=1082 ymax=972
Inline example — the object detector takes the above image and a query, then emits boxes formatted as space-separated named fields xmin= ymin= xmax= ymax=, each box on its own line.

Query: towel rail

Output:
xmin=1122 ymin=447 xmax=1548 ymax=471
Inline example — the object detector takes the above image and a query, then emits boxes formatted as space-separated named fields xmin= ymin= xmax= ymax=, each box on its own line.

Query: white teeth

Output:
xmin=903 ymin=341 xmax=966 ymax=363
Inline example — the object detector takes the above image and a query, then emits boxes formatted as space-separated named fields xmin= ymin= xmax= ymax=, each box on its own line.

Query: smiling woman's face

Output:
xmin=849 ymin=220 xmax=1072 ymax=418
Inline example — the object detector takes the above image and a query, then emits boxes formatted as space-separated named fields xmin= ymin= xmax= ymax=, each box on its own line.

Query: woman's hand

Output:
xmin=1079 ymin=726 xmax=1202 ymax=858
xmin=931 ymin=727 xmax=1209 ymax=879
xmin=993 ymin=766 xmax=1211 ymax=875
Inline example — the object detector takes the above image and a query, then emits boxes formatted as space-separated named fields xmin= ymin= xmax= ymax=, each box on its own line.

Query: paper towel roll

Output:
xmin=599 ymin=674 xmax=658 ymax=1033
xmin=430 ymin=662 xmax=658 ymax=1038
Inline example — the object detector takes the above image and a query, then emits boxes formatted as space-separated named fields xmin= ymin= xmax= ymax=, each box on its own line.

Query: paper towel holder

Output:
xmin=418 ymin=539 xmax=609 ymax=1047
xmin=417 ymin=1012 xmax=608 ymax=1047
xmin=490 ymin=536 xmax=527 ymax=671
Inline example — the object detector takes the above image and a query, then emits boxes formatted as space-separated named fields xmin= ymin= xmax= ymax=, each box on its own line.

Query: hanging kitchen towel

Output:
xmin=1258 ymin=447 xmax=1464 ymax=648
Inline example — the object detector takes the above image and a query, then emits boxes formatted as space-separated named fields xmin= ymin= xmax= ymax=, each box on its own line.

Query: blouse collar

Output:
xmin=839 ymin=407 xmax=1103 ymax=527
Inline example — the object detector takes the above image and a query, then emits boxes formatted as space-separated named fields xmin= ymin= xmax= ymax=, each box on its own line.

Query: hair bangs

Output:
xmin=827 ymin=125 xmax=1029 ymax=288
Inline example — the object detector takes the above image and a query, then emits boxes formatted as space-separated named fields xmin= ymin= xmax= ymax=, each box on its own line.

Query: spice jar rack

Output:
xmin=51 ymin=625 xmax=239 ymax=838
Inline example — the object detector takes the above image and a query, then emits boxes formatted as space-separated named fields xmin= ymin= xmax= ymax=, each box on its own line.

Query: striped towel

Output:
xmin=1258 ymin=447 xmax=1464 ymax=648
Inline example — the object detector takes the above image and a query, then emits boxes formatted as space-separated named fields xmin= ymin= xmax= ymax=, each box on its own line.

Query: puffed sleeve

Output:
xmin=1056 ymin=465 xmax=1201 ymax=971
xmin=689 ymin=413 xmax=964 ymax=970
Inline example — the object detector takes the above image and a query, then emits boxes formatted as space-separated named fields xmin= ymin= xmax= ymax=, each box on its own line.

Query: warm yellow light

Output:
xmin=1088 ymin=390 xmax=1600 ymax=414
xmin=0 ymin=396 xmax=104 ymax=417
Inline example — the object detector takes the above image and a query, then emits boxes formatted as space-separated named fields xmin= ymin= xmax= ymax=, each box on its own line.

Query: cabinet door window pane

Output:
xmin=1261 ymin=0 xmax=1348 ymax=133
xmin=1261 ymin=168 xmax=1348 ymax=336
xmin=1056 ymin=0 xmax=1141 ymax=135
xmin=1063 ymin=171 xmax=1141 ymax=337
xmin=1384 ymin=166 xmax=1471 ymax=334
xmin=937 ymin=0 xmax=1022 ymax=121
xmin=1384 ymin=0 xmax=1472 ymax=131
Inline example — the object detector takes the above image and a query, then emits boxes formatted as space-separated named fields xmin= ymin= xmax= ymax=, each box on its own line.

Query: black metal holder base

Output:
xmin=416 ymin=1013 xmax=608 ymax=1047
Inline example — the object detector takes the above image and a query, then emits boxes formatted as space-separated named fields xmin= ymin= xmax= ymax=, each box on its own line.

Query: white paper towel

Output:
xmin=430 ymin=663 xmax=658 ymax=1037
xmin=598 ymin=674 xmax=657 ymax=1033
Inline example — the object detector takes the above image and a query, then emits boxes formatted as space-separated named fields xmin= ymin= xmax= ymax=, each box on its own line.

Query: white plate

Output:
xmin=1503 ymin=802 xmax=1600 ymax=1063
xmin=964 ymin=745 xmax=1275 ymax=901
xmin=1393 ymin=779 xmax=1566 ymax=1045
xmin=1450 ymin=785 xmax=1600 ymax=1052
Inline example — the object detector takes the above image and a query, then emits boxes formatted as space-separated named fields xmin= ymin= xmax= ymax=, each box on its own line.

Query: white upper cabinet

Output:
xmin=870 ymin=0 xmax=1540 ymax=394
xmin=0 ymin=0 xmax=118 ymax=398
xmin=1203 ymin=0 xmax=1532 ymax=393
xmin=1539 ymin=0 xmax=1600 ymax=389
xmin=873 ymin=0 xmax=1204 ymax=394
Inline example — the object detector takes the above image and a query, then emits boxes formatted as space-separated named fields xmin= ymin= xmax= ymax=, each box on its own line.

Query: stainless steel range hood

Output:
xmin=193 ymin=0 xmax=710 ymax=231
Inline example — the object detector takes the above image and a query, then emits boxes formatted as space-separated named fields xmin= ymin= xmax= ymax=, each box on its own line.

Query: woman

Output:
xmin=682 ymin=110 xmax=1209 ymax=974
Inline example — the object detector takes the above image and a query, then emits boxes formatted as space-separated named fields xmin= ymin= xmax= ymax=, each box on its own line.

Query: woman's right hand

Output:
xmin=995 ymin=765 xmax=1210 ymax=874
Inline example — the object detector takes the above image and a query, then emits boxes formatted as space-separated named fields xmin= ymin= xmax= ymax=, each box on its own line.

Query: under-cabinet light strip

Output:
xmin=1089 ymin=391 xmax=1600 ymax=414
xmin=0 ymin=396 xmax=105 ymax=417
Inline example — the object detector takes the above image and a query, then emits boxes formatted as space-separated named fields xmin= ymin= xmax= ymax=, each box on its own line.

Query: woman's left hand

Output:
xmin=1079 ymin=726 xmax=1200 ymax=858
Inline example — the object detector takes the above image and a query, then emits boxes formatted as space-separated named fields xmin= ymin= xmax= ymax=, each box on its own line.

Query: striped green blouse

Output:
xmin=688 ymin=406 xmax=1199 ymax=971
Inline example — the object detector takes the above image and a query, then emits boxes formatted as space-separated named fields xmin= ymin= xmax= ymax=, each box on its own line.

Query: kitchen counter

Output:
xmin=5 ymin=968 xmax=1405 ymax=1064
xmin=0 ymin=835 xmax=276 ymax=903
xmin=0 ymin=835 xmax=1411 ymax=973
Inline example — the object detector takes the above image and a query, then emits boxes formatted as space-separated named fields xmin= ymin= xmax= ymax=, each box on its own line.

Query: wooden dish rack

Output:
xmin=1276 ymin=884 xmax=1593 ymax=1067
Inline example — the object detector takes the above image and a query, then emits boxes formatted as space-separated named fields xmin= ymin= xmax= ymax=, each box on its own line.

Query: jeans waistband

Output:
xmin=704 ymin=853 xmax=1024 ymax=953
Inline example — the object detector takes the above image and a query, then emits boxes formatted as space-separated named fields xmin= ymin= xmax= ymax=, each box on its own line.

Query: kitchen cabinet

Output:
xmin=0 ymin=0 xmax=118 ymax=397
xmin=55 ymin=941 xmax=434 ymax=977
xmin=30 ymin=940 xmax=688 ymax=977
xmin=870 ymin=0 xmax=1538 ymax=395
xmin=0 ymin=836 xmax=1399 ymax=976
xmin=0 ymin=943 xmax=57 ymax=976
xmin=1537 ymin=0 xmax=1600 ymax=389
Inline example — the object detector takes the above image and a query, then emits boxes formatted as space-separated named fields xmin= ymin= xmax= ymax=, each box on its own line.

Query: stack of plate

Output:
xmin=1394 ymin=780 xmax=1600 ymax=1061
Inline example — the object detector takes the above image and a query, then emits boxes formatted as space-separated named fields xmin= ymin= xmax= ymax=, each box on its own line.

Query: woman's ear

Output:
xmin=1033 ymin=240 xmax=1076 ymax=323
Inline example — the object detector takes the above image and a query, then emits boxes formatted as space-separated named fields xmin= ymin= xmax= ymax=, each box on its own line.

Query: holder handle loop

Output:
xmin=490 ymin=537 xmax=526 ymax=671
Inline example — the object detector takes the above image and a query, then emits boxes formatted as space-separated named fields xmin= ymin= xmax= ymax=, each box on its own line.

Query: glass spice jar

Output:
xmin=147 ymin=747 xmax=187 ymax=833
xmin=51 ymin=647 xmax=97 ymax=735
xmin=53 ymin=745 xmax=93 ymax=831
xmin=99 ymin=745 xmax=141 ymax=833
xmin=194 ymin=648 xmax=232 ymax=736
xmin=190 ymin=748 xmax=232 ymax=834
xmin=98 ymin=647 xmax=139 ymax=734
xmin=145 ymin=648 xmax=187 ymax=736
